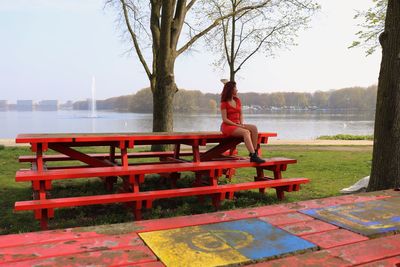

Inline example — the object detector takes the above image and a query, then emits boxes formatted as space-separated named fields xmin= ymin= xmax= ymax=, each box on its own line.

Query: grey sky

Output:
xmin=0 ymin=0 xmax=381 ymax=102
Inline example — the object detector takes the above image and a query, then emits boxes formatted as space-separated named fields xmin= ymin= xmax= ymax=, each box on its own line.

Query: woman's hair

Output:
xmin=221 ymin=81 xmax=236 ymax=102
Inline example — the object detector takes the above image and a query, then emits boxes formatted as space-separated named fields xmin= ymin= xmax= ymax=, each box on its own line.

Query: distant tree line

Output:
xmin=73 ymin=85 xmax=377 ymax=113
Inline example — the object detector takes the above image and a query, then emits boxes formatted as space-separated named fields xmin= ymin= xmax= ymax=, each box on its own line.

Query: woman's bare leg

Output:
xmin=231 ymin=128 xmax=255 ymax=153
xmin=244 ymin=124 xmax=258 ymax=151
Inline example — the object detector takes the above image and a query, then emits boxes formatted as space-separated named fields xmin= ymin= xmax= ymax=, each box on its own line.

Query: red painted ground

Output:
xmin=0 ymin=190 xmax=399 ymax=266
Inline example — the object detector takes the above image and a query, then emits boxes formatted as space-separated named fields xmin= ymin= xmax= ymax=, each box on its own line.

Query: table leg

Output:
xmin=33 ymin=143 xmax=53 ymax=230
xmin=126 ymin=174 xmax=144 ymax=220
xmin=255 ymin=167 xmax=266 ymax=194
xmin=36 ymin=144 xmax=44 ymax=172
xmin=273 ymin=165 xmax=285 ymax=200
xmin=36 ymin=181 xmax=49 ymax=230
xmin=192 ymin=140 xmax=200 ymax=162
xmin=121 ymin=147 xmax=128 ymax=167
xmin=209 ymin=169 xmax=223 ymax=209
xmin=174 ymin=144 xmax=180 ymax=159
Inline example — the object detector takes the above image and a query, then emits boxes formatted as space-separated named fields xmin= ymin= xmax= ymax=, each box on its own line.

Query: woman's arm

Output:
xmin=221 ymin=108 xmax=244 ymax=127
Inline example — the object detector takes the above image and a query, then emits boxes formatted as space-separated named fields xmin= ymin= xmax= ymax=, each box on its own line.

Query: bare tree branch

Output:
xmin=171 ymin=0 xmax=187 ymax=50
xmin=234 ymin=25 xmax=257 ymax=61
xmin=177 ymin=0 xmax=271 ymax=56
xmin=222 ymin=19 xmax=231 ymax=64
xmin=186 ymin=0 xmax=197 ymax=11
xmin=234 ymin=24 xmax=288 ymax=73
xmin=120 ymin=0 xmax=152 ymax=80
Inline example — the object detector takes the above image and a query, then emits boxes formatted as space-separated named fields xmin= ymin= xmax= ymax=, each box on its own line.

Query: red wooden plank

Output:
xmin=15 ymin=158 xmax=296 ymax=181
xmin=249 ymin=250 xmax=352 ymax=267
xmin=301 ymin=229 xmax=369 ymax=249
xmin=284 ymin=194 xmax=392 ymax=211
xmin=18 ymin=151 xmax=202 ymax=162
xmin=257 ymin=234 xmax=400 ymax=266
xmin=358 ymin=256 xmax=400 ymax=266
xmin=0 ymin=234 xmax=145 ymax=264
xmin=326 ymin=234 xmax=400 ymax=265
xmin=15 ymin=178 xmax=309 ymax=210
xmin=259 ymin=212 xmax=314 ymax=226
xmin=129 ymin=205 xmax=294 ymax=233
xmin=49 ymin=144 xmax=112 ymax=167
xmin=16 ymin=132 xmax=277 ymax=144
xmin=9 ymin=246 xmax=158 ymax=266
xmin=279 ymin=220 xmax=338 ymax=236
xmin=0 ymin=230 xmax=106 ymax=249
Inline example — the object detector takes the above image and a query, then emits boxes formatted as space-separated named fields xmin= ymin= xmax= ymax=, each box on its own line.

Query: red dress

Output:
xmin=220 ymin=97 xmax=241 ymax=136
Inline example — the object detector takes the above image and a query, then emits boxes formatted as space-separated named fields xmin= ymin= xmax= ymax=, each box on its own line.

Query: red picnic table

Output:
xmin=14 ymin=132 xmax=309 ymax=230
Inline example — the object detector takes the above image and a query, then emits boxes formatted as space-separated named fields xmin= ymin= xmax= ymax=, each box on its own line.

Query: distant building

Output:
xmin=0 ymin=100 xmax=7 ymax=111
xmin=59 ymin=100 xmax=73 ymax=110
xmin=37 ymin=100 xmax=58 ymax=111
xmin=17 ymin=100 xmax=33 ymax=111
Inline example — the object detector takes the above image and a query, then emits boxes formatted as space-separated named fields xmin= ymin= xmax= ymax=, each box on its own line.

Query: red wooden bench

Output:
xmin=15 ymin=157 xmax=305 ymax=228
xmin=15 ymin=178 xmax=308 ymax=217
xmin=14 ymin=132 xmax=310 ymax=230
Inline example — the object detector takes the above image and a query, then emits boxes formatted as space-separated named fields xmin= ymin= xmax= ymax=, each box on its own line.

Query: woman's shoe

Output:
xmin=249 ymin=153 xmax=265 ymax=163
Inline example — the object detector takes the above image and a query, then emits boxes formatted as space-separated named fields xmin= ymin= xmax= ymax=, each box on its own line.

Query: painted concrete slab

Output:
xmin=301 ymin=197 xmax=400 ymax=236
xmin=139 ymin=218 xmax=316 ymax=267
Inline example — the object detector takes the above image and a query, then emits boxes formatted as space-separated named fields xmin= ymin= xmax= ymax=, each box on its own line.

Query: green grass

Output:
xmin=0 ymin=145 xmax=372 ymax=235
xmin=317 ymin=134 xmax=373 ymax=140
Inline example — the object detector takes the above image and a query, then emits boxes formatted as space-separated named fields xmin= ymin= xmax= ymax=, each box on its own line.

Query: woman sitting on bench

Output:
xmin=220 ymin=81 xmax=265 ymax=163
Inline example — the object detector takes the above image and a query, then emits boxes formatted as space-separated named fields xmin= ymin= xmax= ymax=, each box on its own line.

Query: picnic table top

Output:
xmin=15 ymin=131 xmax=277 ymax=143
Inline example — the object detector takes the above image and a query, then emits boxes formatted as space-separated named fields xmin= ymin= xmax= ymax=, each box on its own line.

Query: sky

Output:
xmin=0 ymin=0 xmax=382 ymax=103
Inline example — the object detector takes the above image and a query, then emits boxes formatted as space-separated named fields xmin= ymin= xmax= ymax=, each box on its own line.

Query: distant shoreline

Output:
xmin=0 ymin=138 xmax=373 ymax=147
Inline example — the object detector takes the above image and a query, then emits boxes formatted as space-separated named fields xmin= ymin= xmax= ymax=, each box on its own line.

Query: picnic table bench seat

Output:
xmin=16 ymin=157 xmax=296 ymax=182
xmin=15 ymin=177 xmax=309 ymax=218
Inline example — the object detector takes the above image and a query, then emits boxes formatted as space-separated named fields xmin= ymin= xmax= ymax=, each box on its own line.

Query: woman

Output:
xmin=220 ymin=81 xmax=265 ymax=163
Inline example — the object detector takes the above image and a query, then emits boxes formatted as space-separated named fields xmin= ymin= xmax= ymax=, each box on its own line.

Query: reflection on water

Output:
xmin=0 ymin=110 xmax=375 ymax=140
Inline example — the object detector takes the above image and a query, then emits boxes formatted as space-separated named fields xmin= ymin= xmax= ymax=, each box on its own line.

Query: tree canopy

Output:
xmin=350 ymin=0 xmax=387 ymax=56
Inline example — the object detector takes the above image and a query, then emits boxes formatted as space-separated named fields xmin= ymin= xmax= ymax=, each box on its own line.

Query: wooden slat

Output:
xmin=19 ymin=151 xmax=202 ymax=162
xmin=9 ymin=246 xmax=158 ymax=266
xmin=0 ymin=234 xmax=145 ymax=264
xmin=16 ymin=158 xmax=297 ymax=182
xmin=301 ymin=229 xmax=369 ymax=249
xmin=16 ymin=132 xmax=277 ymax=144
xmin=15 ymin=178 xmax=309 ymax=210
xmin=260 ymin=233 xmax=400 ymax=266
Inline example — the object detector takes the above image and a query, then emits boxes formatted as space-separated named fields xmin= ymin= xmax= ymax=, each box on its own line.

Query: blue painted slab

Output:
xmin=301 ymin=197 xmax=400 ymax=236
xmin=201 ymin=218 xmax=316 ymax=260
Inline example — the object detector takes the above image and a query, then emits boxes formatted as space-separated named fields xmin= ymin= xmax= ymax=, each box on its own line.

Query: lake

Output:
xmin=0 ymin=110 xmax=375 ymax=139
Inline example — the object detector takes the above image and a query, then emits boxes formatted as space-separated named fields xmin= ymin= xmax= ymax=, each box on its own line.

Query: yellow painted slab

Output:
xmin=139 ymin=226 xmax=249 ymax=267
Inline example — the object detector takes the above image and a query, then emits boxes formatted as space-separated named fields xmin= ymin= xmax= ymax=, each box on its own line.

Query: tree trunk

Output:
xmin=229 ymin=0 xmax=236 ymax=82
xmin=368 ymin=0 xmax=400 ymax=191
xmin=152 ymin=70 xmax=176 ymax=133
